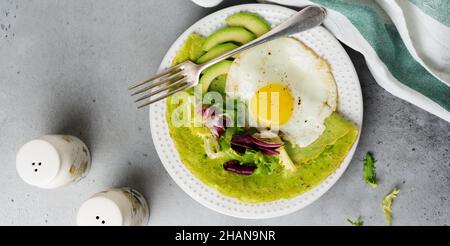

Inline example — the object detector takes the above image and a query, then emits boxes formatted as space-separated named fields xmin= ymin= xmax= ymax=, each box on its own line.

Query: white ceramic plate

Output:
xmin=149 ymin=4 xmax=363 ymax=219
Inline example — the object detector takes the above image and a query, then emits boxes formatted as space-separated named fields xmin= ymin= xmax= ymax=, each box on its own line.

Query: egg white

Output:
xmin=226 ymin=37 xmax=338 ymax=147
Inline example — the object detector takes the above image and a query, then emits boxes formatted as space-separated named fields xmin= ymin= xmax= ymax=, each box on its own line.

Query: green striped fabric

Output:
xmin=410 ymin=0 xmax=450 ymax=27
xmin=311 ymin=0 xmax=450 ymax=111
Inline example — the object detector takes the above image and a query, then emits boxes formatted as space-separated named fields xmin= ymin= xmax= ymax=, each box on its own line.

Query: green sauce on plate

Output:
xmin=166 ymin=101 xmax=358 ymax=203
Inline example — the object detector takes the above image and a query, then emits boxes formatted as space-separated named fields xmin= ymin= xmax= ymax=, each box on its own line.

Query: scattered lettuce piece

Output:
xmin=382 ymin=187 xmax=399 ymax=226
xmin=363 ymin=152 xmax=377 ymax=188
xmin=347 ymin=216 xmax=363 ymax=226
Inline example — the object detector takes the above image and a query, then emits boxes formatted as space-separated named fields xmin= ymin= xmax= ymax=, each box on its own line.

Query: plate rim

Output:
xmin=149 ymin=3 xmax=364 ymax=219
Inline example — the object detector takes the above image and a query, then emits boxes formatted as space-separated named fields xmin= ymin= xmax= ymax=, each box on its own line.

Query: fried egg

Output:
xmin=226 ymin=37 xmax=338 ymax=147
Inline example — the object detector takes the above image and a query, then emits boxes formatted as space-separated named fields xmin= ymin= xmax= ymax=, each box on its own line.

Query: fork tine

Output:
xmin=128 ymin=64 xmax=183 ymax=90
xmin=134 ymin=78 xmax=188 ymax=103
xmin=130 ymin=70 xmax=184 ymax=96
xmin=137 ymin=83 xmax=191 ymax=109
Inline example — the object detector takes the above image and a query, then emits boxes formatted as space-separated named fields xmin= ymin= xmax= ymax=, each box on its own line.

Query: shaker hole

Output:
xmin=32 ymin=163 xmax=35 ymax=166
xmin=96 ymin=216 xmax=99 ymax=220
xmin=101 ymin=220 xmax=105 ymax=224
xmin=34 ymin=169 xmax=38 ymax=172
xmin=38 ymin=162 xmax=42 ymax=166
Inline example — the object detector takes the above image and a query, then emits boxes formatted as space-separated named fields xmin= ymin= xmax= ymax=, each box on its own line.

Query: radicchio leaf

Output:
xmin=230 ymin=144 xmax=247 ymax=154
xmin=248 ymin=135 xmax=283 ymax=148
xmin=258 ymin=148 xmax=280 ymax=155
xmin=223 ymin=160 xmax=256 ymax=175
xmin=230 ymin=134 xmax=283 ymax=155
xmin=200 ymin=105 xmax=228 ymax=139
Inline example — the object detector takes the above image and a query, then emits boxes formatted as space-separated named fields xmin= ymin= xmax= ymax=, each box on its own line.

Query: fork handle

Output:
xmin=200 ymin=5 xmax=326 ymax=70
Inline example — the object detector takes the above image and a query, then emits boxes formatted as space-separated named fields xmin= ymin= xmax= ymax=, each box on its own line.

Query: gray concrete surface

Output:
xmin=0 ymin=0 xmax=449 ymax=226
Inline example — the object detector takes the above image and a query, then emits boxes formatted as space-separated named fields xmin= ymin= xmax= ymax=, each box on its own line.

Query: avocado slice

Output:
xmin=202 ymin=26 xmax=255 ymax=51
xmin=196 ymin=43 xmax=239 ymax=64
xmin=172 ymin=33 xmax=206 ymax=65
xmin=189 ymin=34 xmax=206 ymax=61
xmin=198 ymin=60 xmax=232 ymax=93
xmin=208 ymin=74 xmax=227 ymax=95
xmin=226 ymin=12 xmax=271 ymax=37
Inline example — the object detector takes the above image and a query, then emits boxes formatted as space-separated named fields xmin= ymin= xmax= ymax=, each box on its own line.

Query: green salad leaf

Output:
xmin=347 ymin=216 xmax=363 ymax=226
xmin=382 ymin=187 xmax=399 ymax=226
xmin=219 ymin=128 xmax=279 ymax=175
xmin=363 ymin=152 xmax=377 ymax=188
xmin=219 ymin=128 xmax=245 ymax=159
xmin=241 ymin=150 xmax=279 ymax=175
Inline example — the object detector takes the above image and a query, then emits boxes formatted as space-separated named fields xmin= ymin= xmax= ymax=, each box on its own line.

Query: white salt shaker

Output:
xmin=16 ymin=135 xmax=91 ymax=189
xmin=77 ymin=187 xmax=149 ymax=226
xmin=191 ymin=0 xmax=223 ymax=8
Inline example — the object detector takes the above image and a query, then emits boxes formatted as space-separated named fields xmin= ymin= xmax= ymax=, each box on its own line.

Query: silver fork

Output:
xmin=129 ymin=5 xmax=326 ymax=109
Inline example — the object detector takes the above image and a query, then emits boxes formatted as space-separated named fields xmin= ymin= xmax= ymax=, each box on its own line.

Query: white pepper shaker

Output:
xmin=16 ymin=135 xmax=91 ymax=189
xmin=77 ymin=187 xmax=149 ymax=226
xmin=191 ymin=0 xmax=223 ymax=8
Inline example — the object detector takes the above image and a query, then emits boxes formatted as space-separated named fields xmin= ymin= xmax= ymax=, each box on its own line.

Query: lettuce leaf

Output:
xmin=382 ymin=187 xmax=399 ymax=226
xmin=347 ymin=216 xmax=363 ymax=226
xmin=363 ymin=152 xmax=377 ymax=188
xmin=219 ymin=128 xmax=279 ymax=175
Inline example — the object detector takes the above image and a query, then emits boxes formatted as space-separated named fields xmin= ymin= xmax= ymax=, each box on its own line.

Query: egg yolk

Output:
xmin=250 ymin=83 xmax=294 ymax=126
